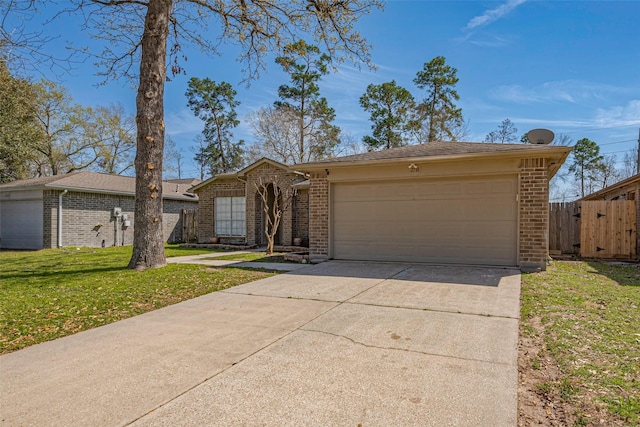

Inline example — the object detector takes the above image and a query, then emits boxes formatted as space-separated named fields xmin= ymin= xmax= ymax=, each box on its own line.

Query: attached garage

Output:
xmin=332 ymin=175 xmax=518 ymax=266
xmin=0 ymin=190 xmax=44 ymax=250
xmin=298 ymin=141 xmax=572 ymax=271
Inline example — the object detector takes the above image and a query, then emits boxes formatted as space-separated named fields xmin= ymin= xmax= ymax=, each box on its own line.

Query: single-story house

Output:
xmin=0 ymin=172 xmax=199 ymax=250
xmin=192 ymin=141 xmax=571 ymax=271
xmin=580 ymin=173 xmax=640 ymax=256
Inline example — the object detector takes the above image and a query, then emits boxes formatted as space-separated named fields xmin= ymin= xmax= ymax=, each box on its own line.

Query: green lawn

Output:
xmin=164 ymin=244 xmax=226 ymax=257
xmin=0 ymin=245 xmax=278 ymax=354
xmin=521 ymin=260 xmax=640 ymax=425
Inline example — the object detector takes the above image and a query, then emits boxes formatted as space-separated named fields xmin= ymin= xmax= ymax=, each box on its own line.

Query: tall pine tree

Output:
xmin=413 ymin=56 xmax=464 ymax=142
xmin=274 ymin=40 xmax=340 ymax=163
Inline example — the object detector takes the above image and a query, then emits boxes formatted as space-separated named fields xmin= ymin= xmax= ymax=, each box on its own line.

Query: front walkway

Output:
xmin=0 ymin=261 xmax=520 ymax=426
xmin=167 ymin=251 xmax=308 ymax=271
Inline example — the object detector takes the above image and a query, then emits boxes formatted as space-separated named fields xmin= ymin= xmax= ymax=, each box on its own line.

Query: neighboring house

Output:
xmin=0 ymin=172 xmax=199 ymax=250
xmin=193 ymin=142 xmax=571 ymax=271
xmin=190 ymin=158 xmax=309 ymax=247
xmin=580 ymin=174 xmax=639 ymax=202
xmin=580 ymin=173 xmax=640 ymax=256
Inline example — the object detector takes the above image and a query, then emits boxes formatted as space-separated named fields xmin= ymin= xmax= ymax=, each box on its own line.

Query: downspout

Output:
xmin=58 ymin=189 xmax=68 ymax=248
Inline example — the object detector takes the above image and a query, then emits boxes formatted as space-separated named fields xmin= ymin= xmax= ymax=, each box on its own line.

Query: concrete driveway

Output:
xmin=0 ymin=261 xmax=520 ymax=426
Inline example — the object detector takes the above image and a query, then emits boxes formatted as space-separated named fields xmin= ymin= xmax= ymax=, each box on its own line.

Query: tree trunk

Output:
xmin=128 ymin=0 xmax=171 ymax=270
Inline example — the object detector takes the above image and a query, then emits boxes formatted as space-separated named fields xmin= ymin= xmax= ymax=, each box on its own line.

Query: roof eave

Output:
xmin=579 ymin=173 xmax=640 ymax=201
xmin=37 ymin=184 xmax=198 ymax=201
xmin=296 ymin=146 xmax=573 ymax=171
xmin=189 ymin=173 xmax=239 ymax=192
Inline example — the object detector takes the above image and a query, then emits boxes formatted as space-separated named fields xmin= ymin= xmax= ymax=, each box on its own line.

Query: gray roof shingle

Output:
xmin=0 ymin=172 xmax=198 ymax=201
xmin=297 ymin=140 xmax=567 ymax=166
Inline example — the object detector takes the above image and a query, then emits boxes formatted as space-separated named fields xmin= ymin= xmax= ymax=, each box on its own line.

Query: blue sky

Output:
xmin=13 ymin=1 xmax=640 ymax=180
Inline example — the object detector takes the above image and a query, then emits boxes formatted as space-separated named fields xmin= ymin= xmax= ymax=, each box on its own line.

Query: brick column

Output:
xmin=309 ymin=171 xmax=329 ymax=263
xmin=195 ymin=186 xmax=214 ymax=243
xmin=43 ymin=190 xmax=56 ymax=248
xmin=282 ymin=196 xmax=293 ymax=246
xmin=519 ymin=158 xmax=549 ymax=271
xmin=246 ymin=185 xmax=258 ymax=245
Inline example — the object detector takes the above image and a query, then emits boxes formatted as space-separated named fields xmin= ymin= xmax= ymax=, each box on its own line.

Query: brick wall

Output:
xmin=293 ymin=189 xmax=309 ymax=246
xmin=163 ymin=199 xmax=197 ymax=243
xmin=309 ymin=171 xmax=329 ymax=263
xmin=42 ymin=191 xmax=55 ymax=248
xmin=43 ymin=190 xmax=196 ymax=248
xmin=519 ymin=158 xmax=549 ymax=271
xmin=194 ymin=178 xmax=244 ymax=243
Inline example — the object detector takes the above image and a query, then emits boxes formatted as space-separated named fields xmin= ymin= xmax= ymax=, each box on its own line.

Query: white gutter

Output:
xmin=58 ymin=189 xmax=68 ymax=247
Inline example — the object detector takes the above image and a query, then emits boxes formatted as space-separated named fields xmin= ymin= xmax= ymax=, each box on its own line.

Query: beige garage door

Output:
xmin=331 ymin=176 xmax=518 ymax=266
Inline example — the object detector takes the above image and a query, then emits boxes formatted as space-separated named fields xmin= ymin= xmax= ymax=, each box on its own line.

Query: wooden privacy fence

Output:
xmin=181 ymin=209 xmax=198 ymax=243
xmin=549 ymin=202 xmax=581 ymax=255
xmin=549 ymin=200 xmax=637 ymax=259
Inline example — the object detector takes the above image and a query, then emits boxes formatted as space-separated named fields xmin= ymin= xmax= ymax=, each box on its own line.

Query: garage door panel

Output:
xmin=0 ymin=199 xmax=43 ymax=249
xmin=332 ymin=176 xmax=518 ymax=266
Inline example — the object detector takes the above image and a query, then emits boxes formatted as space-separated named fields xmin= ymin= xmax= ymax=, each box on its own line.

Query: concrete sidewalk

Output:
xmin=0 ymin=262 xmax=521 ymax=426
xmin=166 ymin=252 xmax=309 ymax=271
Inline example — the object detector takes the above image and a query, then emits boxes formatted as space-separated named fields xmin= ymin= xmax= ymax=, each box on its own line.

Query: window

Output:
xmin=215 ymin=197 xmax=246 ymax=236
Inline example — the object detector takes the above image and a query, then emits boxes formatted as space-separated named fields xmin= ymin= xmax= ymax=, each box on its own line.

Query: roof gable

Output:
xmin=189 ymin=158 xmax=295 ymax=193
xmin=235 ymin=158 xmax=291 ymax=177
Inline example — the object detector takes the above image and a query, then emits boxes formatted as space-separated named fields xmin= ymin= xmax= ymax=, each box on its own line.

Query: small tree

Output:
xmin=254 ymin=175 xmax=297 ymax=255
xmin=485 ymin=118 xmax=517 ymax=143
xmin=621 ymin=147 xmax=639 ymax=179
xmin=91 ymin=103 xmax=136 ymax=175
xmin=31 ymin=80 xmax=99 ymax=176
xmin=248 ymin=105 xmax=313 ymax=164
xmin=569 ymin=138 xmax=605 ymax=198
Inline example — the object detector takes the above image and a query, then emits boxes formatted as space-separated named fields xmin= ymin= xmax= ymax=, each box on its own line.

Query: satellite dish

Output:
xmin=526 ymin=128 xmax=555 ymax=145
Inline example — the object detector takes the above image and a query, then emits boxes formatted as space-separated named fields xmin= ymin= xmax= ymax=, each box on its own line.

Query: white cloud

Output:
xmin=594 ymin=100 xmax=640 ymax=127
xmin=465 ymin=0 xmax=527 ymax=31
xmin=490 ymin=80 xmax=627 ymax=105
xmin=469 ymin=35 xmax=512 ymax=48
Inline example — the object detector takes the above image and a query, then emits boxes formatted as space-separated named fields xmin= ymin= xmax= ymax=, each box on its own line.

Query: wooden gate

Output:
xmin=549 ymin=202 xmax=581 ymax=254
xmin=580 ymin=200 xmax=636 ymax=258
xmin=181 ymin=209 xmax=198 ymax=243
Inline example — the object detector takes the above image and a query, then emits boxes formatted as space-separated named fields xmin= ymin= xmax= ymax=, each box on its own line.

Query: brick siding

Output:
xmin=42 ymin=190 xmax=196 ymax=248
xmin=194 ymin=178 xmax=244 ymax=244
xmin=293 ymin=189 xmax=309 ymax=246
xmin=519 ymin=158 xmax=549 ymax=271
xmin=308 ymin=171 xmax=329 ymax=263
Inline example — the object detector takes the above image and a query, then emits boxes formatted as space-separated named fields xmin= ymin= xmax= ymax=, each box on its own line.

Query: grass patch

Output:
xmin=521 ymin=260 xmax=640 ymax=425
xmin=0 ymin=246 xmax=278 ymax=354
xmin=164 ymin=244 xmax=226 ymax=257
xmin=205 ymin=252 xmax=291 ymax=263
